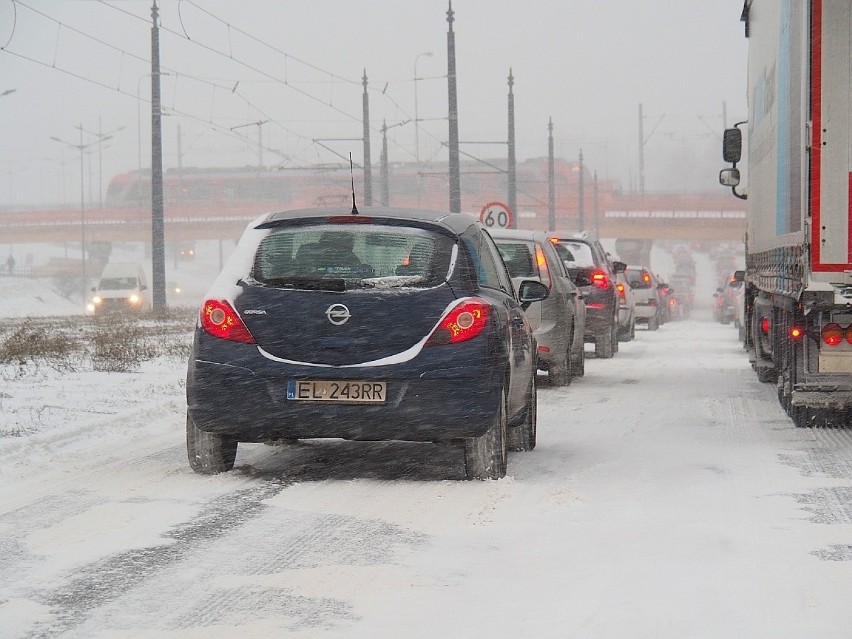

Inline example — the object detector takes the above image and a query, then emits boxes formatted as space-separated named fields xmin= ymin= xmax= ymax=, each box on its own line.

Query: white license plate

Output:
xmin=287 ymin=379 xmax=387 ymax=403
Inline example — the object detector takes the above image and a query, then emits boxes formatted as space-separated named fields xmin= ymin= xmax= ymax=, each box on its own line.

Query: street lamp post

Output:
xmin=229 ymin=120 xmax=269 ymax=169
xmin=414 ymin=51 xmax=433 ymax=204
xmin=50 ymin=128 xmax=98 ymax=310
xmin=78 ymin=120 xmax=124 ymax=211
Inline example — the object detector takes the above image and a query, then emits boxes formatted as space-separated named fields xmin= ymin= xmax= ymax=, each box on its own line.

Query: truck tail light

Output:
xmin=790 ymin=326 xmax=805 ymax=341
xmin=821 ymin=323 xmax=844 ymax=346
xmin=425 ymin=298 xmax=491 ymax=346
xmin=200 ymin=300 xmax=256 ymax=344
xmin=760 ymin=317 xmax=770 ymax=335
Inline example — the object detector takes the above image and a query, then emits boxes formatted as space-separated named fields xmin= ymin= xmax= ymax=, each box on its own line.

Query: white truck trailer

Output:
xmin=721 ymin=0 xmax=852 ymax=426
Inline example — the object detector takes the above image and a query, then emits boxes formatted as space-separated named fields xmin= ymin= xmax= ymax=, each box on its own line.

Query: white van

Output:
xmin=88 ymin=262 xmax=149 ymax=315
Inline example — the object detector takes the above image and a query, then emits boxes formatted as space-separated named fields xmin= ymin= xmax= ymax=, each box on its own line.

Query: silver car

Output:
xmin=491 ymin=228 xmax=586 ymax=384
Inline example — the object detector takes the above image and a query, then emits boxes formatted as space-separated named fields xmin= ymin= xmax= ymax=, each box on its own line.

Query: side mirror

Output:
xmin=722 ymin=128 xmax=742 ymax=163
xmin=518 ymin=279 xmax=549 ymax=310
xmin=734 ymin=270 xmax=745 ymax=282
xmin=611 ymin=260 xmax=626 ymax=274
xmin=90 ymin=286 xmax=97 ymax=293
xmin=719 ymin=167 xmax=741 ymax=187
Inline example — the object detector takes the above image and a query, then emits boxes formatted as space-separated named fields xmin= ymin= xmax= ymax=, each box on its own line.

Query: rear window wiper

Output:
xmin=257 ymin=277 xmax=346 ymax=292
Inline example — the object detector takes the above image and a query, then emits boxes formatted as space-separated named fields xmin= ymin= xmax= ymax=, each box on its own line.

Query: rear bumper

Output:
xmin=633 ymin=303 xmax=657 ymax=319
xmin=791 ymin=389 xmax=852 ymax=411
xmin=186 ymin=334 xmax=506 ymax=442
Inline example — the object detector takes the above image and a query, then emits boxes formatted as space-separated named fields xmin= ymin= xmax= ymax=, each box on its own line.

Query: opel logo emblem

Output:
xmin=326 ymin=303 xmax=351 ymax=325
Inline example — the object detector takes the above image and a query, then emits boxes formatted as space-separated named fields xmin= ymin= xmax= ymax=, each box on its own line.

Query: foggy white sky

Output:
xmin=0 ymin=0 xmax=748 ymax=207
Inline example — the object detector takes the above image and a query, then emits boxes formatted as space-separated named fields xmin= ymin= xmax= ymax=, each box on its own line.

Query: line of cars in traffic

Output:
xmin=183 ymin=206 xmax=663 ymax=481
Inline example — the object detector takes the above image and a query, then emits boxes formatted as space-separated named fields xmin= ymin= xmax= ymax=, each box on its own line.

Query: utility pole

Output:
xmin=593 ymin=170 xmax=600 ymax=237
xmin=150 ymin=0 xmax=166 ymax=310
xmin=78 ymin=119 xmax=124 ymax=211
xmin=446 ymin=1 xmax=461 ymax=213
xmin=638 ymin=103 xmax=645 ymax=196
xmin=380 ymin=119 xmax=410 ymax=207
xmin=578 ymin=149 xmax=585 ymax=232
xmin=414 ymin=51 xmax=433 ymax=205
xmin=507 ymin=69 xmax=517 ymax=228
xmin=362 ymin=71 xmax=373 ymax=206
xmin=229 ymin=120 xmax=268 ymax=169
xmin=548 ymin=118 xmax=555 ymax=232
xmin=49 ymin=129 xmax=98 ymax=310
xmin=380 ymin=120 xmax=390 ymax=206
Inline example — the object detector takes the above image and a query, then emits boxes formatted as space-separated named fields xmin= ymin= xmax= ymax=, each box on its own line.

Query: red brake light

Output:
xmin=591 ymin=269 xmax=608 ymax=289
xmin=425 ymin=298 xmax=491 ymax=346
xmin=326 ymin=216 xmax=374 ymax=224
xmin=760 ymin=317 xmax=770 ymax=335
xmin=822 ymin=323 xmax=843 ymax=346
xmin=200 ymin=300 xmax=256 ymax=344
xmin=534 ymin=244 xmax=552 ymax=289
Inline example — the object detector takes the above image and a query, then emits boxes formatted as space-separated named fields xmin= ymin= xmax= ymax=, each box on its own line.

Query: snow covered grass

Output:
xmin=0 ymin=310 xmax=194 ymax=440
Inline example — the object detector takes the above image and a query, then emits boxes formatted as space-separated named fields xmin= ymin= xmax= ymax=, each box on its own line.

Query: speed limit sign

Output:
xmin=479 ymin=201 xmax=514 ymax=229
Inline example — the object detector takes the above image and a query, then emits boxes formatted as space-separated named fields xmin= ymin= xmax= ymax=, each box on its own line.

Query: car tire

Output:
xmin=464 ymin=384 xmax=508 ymax=480
xmin=647 ymin=316 xmax=659 ymax=331
xmin=618 ymin=318 xmax=635 ymax=342
xmin=595 ymin=327 xmax=615 ymax=358
xmin=611 ymin=323 xmax=619 ymax=353
xmin=549 ymin=349 xmax=571 ymax=386
xmin=508 ymin=378 xmax=536 ymax=452
xmin=571 ymin=344 xmax=585 ymax=378
xmin=186 ymin=412 xmax=238 ymax=474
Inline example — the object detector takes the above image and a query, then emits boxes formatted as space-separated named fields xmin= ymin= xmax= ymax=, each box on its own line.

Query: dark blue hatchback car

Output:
xmin=185 ymin=206 xmax=548 ymax=479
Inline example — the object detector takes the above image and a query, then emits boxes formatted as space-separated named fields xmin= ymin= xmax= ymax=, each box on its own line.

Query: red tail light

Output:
xmin=591 ymin=269 xmax=609 ymax=289
xmin=326 ymin=216 xmax=374 ymax=224
xmin=200 ymin=300 xmax=256 ymax=344
xmin=425 ymin=298 xmax=491 ymax=346
xmin=616 ymin=283 xmax=626 ymax=300
xmin=760 ymin=317 xmax=770 ymax=335
xmin=534 ymin=244 xmax=552 ymax=289
xmin=822 ymin=323 xmax=843 ymax=346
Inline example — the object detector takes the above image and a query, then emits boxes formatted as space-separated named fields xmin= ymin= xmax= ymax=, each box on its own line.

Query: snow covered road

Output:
xmin=1 ymin=312 xmax=852 ymax=638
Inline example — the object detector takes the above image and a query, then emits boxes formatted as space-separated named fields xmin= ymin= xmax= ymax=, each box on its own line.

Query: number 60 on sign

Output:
xmin=479 ymin=201 xmax=513 ymax=229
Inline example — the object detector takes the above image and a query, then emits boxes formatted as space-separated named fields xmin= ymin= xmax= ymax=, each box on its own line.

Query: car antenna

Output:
xmin=349 ymin=152 xmax=359 ymax=215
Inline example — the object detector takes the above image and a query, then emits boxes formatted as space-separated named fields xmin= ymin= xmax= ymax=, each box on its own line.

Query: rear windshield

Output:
xmin=495 ymin=241 xmax=536 ymax=278
xmin=554 ymin=241 xmax=595 ymax=268
xmin=252 ymin=224 xmax=455 ymax=290
xmin=626 ymin=268 xmax=653 ymax=289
